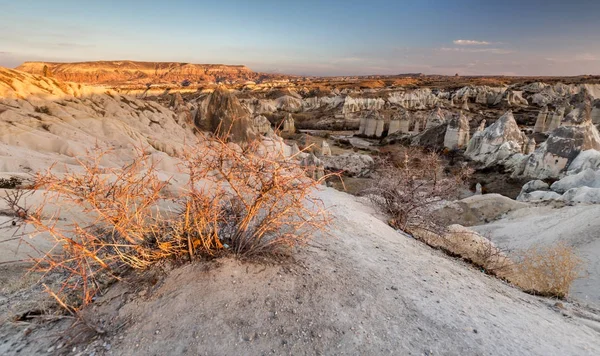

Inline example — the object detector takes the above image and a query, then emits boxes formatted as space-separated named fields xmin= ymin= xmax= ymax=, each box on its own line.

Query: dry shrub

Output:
xmin=411 ymin=225 xmax=512 ymax=276
xmin=509 ymin=242 xmax=583 ymax=298
xmin=6 ymin=136 xmax=332 ymax=307
xmin=366 ymin=147 xmax=471 ymax=232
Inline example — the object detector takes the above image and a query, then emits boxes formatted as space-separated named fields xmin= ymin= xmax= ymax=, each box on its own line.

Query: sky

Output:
xmin=1 ymin=0 xmax=599 ymax=76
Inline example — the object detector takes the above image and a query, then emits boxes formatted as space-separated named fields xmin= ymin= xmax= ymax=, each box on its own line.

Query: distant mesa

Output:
xmin=15 ymin=60 xmax=268 ymax=85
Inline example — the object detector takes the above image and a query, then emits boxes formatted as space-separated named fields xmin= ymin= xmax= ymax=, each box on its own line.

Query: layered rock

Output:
xmin=17 ymin=61 xmax=261 ymax=85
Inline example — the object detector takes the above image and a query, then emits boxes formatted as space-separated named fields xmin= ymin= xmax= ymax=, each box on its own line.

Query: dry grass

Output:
xmin=509 ymin=242 xmax=583 ymax=298
xmin=5 ymin=135 xmax=333 ymax=308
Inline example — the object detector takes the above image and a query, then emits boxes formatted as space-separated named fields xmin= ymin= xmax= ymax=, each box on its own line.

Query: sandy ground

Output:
xmin=2 ymin=188 xmax=599 ymax=355
xmin=472 ymin=203 xmax=600 ymax=308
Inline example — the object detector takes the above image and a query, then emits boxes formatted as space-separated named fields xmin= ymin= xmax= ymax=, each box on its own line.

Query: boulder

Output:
xmin=434 ymin=194 xmax=528 ymax=226
xmin=465 ymin=110 xmax=527 ymax=166
xmin=561 ymin=186 xmax=600 ymax=204
xmin=550 ymin=168 xmax=600 ymax=194
xmin=567 ymin=149 xmax=600 ymax=174
xmin=252 ymin=115 xmax=274 ymax=137
xmin=425 ymin=107 xmax=446 ymax=129
xmin=322 ymin=153 xmax=374 ymax=177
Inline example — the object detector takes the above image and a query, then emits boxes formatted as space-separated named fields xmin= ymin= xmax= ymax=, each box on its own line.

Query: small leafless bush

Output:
xmin=0 ymin=176 xmax=22 ymax=189
xmin=34 ymin=106 xmax=52 ymax=115
xmin=5 ymin=136 xmax=333 ymax=307
xmin=510 ymin=242 xmax=583 ymax=298
xmin=366 ymin=147 xmax=471 ymax=232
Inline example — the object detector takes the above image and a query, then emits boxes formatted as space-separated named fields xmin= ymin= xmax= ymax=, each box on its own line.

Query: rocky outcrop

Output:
xmin=465 ymin=111 xmax=528 ymax=166
xmin=387 ymin=89 xmax=439 ymax=109
xmin=501 ymin=90 xmax=528 ymax=107
xmin=545 ymin=107 xmax=565 ymax=133
xmin=518 ymin=99 xmax=600 ymax=179
xmin=517 ymin=168 xmax=600 ymax=204
xmin=205 ymin=87 xmax=257 ymax=142
xmin=533 ymin=106 xmax=548 ymax=133
xmin=16 ymin=61 xmax=263 ymax=85
xmin=359 ymin=111 xmax=384 ymax=138
xmin=425 ymin=107 xmax=447 ymax=129
xmin=322 ymin=153 xmax=374 ymax=177
xmin=282 ymin=113 xmax=296 ymax=133
xmin=252 ymin=115 xmax=274 ymax=137
xmin=443 ymin=112 xmax=470 ymax=149
xmin=0 ymin=67 xmax=197 ymax=174
xmin=320 ymin=140 xmax=332 ymax=156
xmin=342 ymin=96 xmax=385 ymax=114
xmin=454 ymin=86 xmax=506 ymax=105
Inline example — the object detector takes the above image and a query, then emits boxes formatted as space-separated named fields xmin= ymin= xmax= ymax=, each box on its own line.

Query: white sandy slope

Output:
xmin=4 ymin=188 xmax=598 ymax=356
xmin=472 ymin=204 xmax=600 ymax=307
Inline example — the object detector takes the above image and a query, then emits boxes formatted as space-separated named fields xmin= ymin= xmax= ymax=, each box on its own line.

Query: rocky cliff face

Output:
xmin=16 ymin=61 xmax=259 ymax=85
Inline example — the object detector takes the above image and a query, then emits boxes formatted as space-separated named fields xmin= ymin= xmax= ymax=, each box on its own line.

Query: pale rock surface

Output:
xmin=387 ymin=88 xmax=439 ymax=109
xmin=342 ymin=96 xmax=384 ymax=114
xmin=252 ymin=115 xmax=274 ymax=137
xmin=425 ymin=107 xmax=446 ymax=129
xmin=533 ymin=106 xmax=548 ymax=133
xmin=465 ymin=110 xmax=527 ymax=166
xmin=519 ymin=100 xmax=600 ymax=179
xmin=568 ymin=149 xmax=600 ymax=174
xmin=550 ymin=168 xmax=600 ymax=194
xmin=282 ymin=113 xmax=295 ymax=133
xmin=501 ymin=90 xmax=528 ymax=107
xmin=322 ymin=153 xmax=374 ymax=177
xmin=320 ymin=140 xmax=332 ymax=156
xmin=443 ymin=111 xmax=470 ymax=149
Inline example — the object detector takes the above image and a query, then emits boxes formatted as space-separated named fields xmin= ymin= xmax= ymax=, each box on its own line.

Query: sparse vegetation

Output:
xmin=34 ymin=106 xmax=52 ymax=115
xmin=6 ymin=135 xmax=333 ymax=307
xmin=0 ymin=176 xmax=22 ymax=189
xmin=510 ymin=242 xmax=583 ymax=298
xmin=366 ymin=148 xmax=471 ymax=232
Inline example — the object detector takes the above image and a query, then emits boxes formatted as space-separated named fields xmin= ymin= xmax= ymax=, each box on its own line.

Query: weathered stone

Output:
xmin=533 ymin=106 xmax=548 ymax=133
xmin=444 ymin=111 xmax=470 ymax=149
xmin=465 ymin=110 xmax=527 ymax=166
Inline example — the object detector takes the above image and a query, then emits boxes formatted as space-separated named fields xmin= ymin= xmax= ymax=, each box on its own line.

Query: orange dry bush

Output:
xmin=7 ymin=136 xmax=333 ymax=307
xmin=510 ymin=242 xmax=583 ymax=298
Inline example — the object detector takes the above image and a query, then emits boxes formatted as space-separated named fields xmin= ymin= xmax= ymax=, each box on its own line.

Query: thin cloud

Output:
xmin=440 ymin=47 xmax=514 ymax=54
xmin=453 ymin=39 xmax=491 ymax=46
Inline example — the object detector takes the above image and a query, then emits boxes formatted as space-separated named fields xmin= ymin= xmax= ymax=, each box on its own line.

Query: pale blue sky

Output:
xmin=1 ymin=0 xmax=599 ymax=75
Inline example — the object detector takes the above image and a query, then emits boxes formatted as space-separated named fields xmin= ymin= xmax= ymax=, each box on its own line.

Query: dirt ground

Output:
xmin=2 ymin=188 xmax=600 ymax=356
